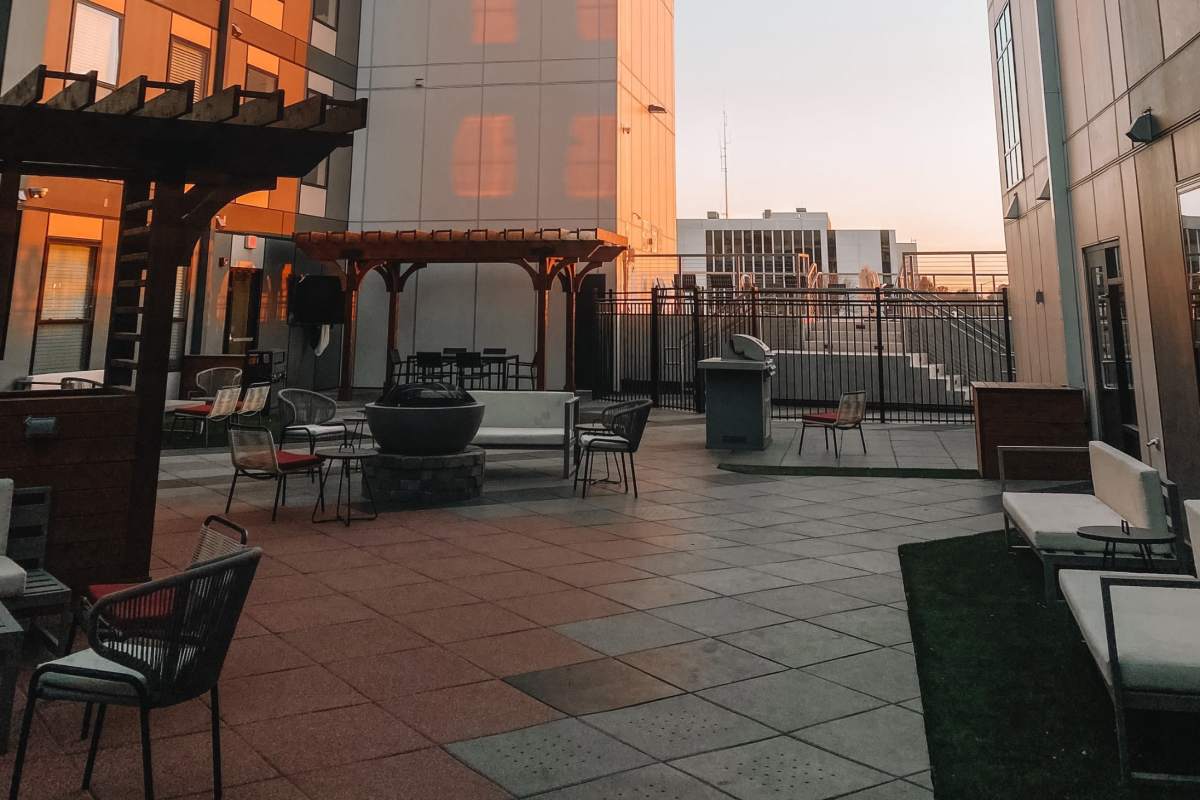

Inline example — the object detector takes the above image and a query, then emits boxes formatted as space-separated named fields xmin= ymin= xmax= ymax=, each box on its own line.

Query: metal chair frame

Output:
xmin=574 ymin=401 xmax=652 ymax=498
xmin=227 ymin=425 xmax=323 ymax=520
xmin=169 ymin=386 xmax=242 ymax=447
xmin=799 ymin=390 xmax=867 ymax=459
xmin=277 ymin=389 xmax=346 ymax=454
xmin=190 ymin=367 xmax=242 ymax=400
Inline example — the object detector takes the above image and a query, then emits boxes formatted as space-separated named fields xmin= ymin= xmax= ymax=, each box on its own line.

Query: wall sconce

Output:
xmin=1035 ymin=290 xmax=1045 ymax=305
xmin=1126 ymin=109 xmax=1159 ymax=144
xmin=647 ymin=104 xmax=668 ymax=114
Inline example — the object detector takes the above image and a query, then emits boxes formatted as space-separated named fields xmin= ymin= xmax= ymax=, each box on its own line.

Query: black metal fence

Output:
xmin=592 ymin=288 xmax=1014 ymax=423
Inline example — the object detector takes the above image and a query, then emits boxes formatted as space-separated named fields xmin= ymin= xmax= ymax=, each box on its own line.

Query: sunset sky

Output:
xmin=675 ymin=0 xmax=1006 ymax=250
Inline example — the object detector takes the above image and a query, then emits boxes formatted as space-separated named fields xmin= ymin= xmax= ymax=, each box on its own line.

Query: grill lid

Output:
xmin=725 ymin=334 xmax=773 ymax=362
xmin=377 ymin=382 xmax=477 ymax=408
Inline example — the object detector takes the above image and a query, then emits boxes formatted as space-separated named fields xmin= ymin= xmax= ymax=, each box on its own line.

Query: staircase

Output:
xmin=103 ymin=183 xmax=154 ymax=389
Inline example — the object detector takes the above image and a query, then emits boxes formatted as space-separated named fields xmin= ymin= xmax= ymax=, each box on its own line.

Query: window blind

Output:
xmin=69 ymin=3 xmax=121 ymax=86
xmin=168 ymin=37 xmax=208 ymax=101
xmin=40 ymin=243 xmax=94 ymax=321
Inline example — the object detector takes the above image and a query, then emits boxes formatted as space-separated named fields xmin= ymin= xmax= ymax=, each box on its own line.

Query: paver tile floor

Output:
xmin=0 ymin=411 xmax=1019 ymax=798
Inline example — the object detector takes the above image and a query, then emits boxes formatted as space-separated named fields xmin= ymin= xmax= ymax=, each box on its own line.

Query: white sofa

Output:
xmin=1002 ymin=441 xmax=1177 ymax=601
xmin=470 ymin=391 xmax=579 ymax=478
xmin=0 ymin=479 xmax=26 ymax=597
xmin=1057 ymin=499 xmax=1200 ymax=783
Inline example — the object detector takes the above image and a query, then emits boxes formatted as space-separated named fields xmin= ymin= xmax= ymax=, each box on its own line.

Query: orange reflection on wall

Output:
xmin=454 ymin=115 xmax=517 ymax=199
xmin=565 ymin=115 xmax=616 ymax=199
xmin=472 ymin=0 xmax=518 ymax=45
xmin=577 ymin=0 xmax=616 ymax=42
xmin=277 ymin=264 xmax=292 ymax=321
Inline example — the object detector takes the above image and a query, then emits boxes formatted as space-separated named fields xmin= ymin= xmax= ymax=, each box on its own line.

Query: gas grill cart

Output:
xmin=697 ymin=334 xmax=776 ymax=451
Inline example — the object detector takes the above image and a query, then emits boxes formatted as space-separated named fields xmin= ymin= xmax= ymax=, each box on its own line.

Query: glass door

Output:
xmin=1084 ymin=244 xmax=1138 ymax=456
xmin=223 ymin=268 xmax=262 ymax=355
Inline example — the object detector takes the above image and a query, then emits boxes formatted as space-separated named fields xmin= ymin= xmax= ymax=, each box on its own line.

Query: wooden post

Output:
xmin=564 ymin=270 xmax=578 ymax=392
xmin=338 ymin=263 xmax=359 ymax=401
xmin=384 ymin=264 xmax=399 ymax=388
xmin=0 ymin=170 xmax=20 ymax=358
xmin=534 ymin=258 xmax=550 ymax=391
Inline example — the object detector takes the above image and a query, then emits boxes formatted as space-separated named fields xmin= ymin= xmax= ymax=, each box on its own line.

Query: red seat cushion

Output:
xmin=802 ymin=412 xmax=838 ymax=423
xmin=176 ymin=404 xmax=213 ymax=416
xmin=85 ymin=582 xmax=136 ymax=603
xmin=85 ymin=582 xmax=175 ymax=622
xmin=276 ymin=450 xmax=322 ymax=470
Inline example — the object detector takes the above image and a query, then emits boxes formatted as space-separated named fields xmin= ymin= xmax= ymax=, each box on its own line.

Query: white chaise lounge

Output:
xmin=1058 ymin=499 xmax=1200 ymax=784
xmin=470 ymin=391 xmax=579 ymax=478
xmin=1001 ymin=441 xmax=1179 ymax=602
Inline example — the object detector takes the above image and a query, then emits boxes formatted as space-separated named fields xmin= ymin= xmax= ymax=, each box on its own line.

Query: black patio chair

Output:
xmin=8 ymin=547 xmax=262 ymax=800
xmin=455 ymin=352 xmax=490 ymax=389
xmin=574 ymin=400 xmax=652 ymax=498
xmin=411 ymin=351 xmax=449 ymax=382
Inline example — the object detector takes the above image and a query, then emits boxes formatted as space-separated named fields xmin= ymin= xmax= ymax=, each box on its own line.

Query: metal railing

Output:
xmin=899 ymin=251 xmax=1009 ymax=294
xmin=592 ymin=287 xmax=1015 ymax=424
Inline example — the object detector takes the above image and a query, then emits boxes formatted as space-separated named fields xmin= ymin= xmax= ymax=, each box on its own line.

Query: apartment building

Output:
xmin=677 ymin=209 xmax=909 ymax=289
xmin=986 ymin=0 xmax=1200 ymax=494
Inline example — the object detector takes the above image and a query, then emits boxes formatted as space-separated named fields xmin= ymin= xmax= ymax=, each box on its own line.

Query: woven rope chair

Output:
xmin=237 ymin=382 xmax=271 ymax=420
xmin=227 ymin=425 xmax=322 ymax=520
xmin=60 ymin=377 xmax=103 ymax=390
xmin=9 ymin=548 xmax=262 ymax=800
xmin=574 ymin=400 xmax=652 ymax=498
xmin=192 ymin=367 xmax=242 ymax=400
xmin=277 ymin=388 xmax=346 ymax=453
xmin=799 ymin=390 xmax=867 ymax=459
xmin=169 ymin=386 xmax=242 ymax=447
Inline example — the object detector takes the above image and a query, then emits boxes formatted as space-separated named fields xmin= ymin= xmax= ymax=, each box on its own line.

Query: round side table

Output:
xmin=1077 ymin=524 xmax=1175 ymax=571
xmin=313 ymin=448 xmax=379 ymax=526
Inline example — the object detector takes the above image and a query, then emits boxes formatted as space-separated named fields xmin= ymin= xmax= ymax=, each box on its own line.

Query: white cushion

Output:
xmin=1184 ymin=500 xmax=1200 ymax=565
xmin=38 ymin=647 xmax=148 ymax=703
xmin=473 ymin=427 xmax=564 ymax=447
xmin=0 ymin=478 xmax=11 ymax=554
xmin=580 ymin=433 xmax=630 ymax=452
xmin=0 ymin=556 xmax=25 ymax=598
xmin=1003 ymin=492 xmax=1171 ymax=555
xmin=1060 ymin=569 xmax=1200 ymax=692
xmin=1089 ymin=441 xmax=1167 ymax=532
xmin=471 ymin=391 xmax=573 ymax=429
xmin=286 ymin=424 xmax=344 ymax=439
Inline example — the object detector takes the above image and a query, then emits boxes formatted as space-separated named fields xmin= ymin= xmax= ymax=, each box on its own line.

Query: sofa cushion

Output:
xmin=1060 ymin=569 xmax=1200 ymax=692
xmin=580 ymin=433 xmax=630 ymax=452
xmin=285 ymin=424 xmax=345 ymax=440
xmin=0 ymin=478 xmax=11 ymax=554
xmin=38 ymin=647 xmax=150 ymax=704
xmin=1089 ymin=441 xmax=1167 ymax=533
xmin=474 ymin=427 xmax=564 ymax=447
xmin=471 ymin=391 xmax=572 ymax=430
xmin=0 ymin=556 xmax=25 ymax=598
xmin=1003 ymin=492 xmax=1170 ymax=555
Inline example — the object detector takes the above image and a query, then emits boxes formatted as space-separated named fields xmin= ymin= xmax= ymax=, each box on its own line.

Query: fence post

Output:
xmin=650 ymin=286 xmax=661 ymax=407
xmin=1001 ymin=287 xmax=1015 ymax=381
xmin=692 ymin=287 xmax=706 ymax=413
xmin=750 ymin=285 xmax=761 ymax=339
xmin=875 ymin=287 xmax=887 ymax=423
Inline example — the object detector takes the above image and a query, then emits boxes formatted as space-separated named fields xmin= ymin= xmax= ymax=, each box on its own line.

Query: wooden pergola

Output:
xmin=0 ymin=66 xmax=365 ymax=585
xmin=293 ymin=228 xmax=628 ymax=397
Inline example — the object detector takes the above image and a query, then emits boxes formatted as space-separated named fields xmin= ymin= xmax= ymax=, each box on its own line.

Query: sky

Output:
xmin=674 ymin=0 xmax=1006 ymax=250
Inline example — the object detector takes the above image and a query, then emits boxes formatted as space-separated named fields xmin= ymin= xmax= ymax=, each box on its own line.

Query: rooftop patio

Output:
xmin=0 ymin=410 xmax=1019 ymax=799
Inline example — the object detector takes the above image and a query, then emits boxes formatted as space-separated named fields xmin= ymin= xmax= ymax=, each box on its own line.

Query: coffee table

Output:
xmin=1077 ymin=524 xmax=1176 ymax=571
xmin=313 ymin=448 xmax=379 ymax=526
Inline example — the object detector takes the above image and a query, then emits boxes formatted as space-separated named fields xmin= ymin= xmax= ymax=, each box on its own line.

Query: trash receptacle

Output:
xmin=697 ymin=334 xmax=775 ymax=451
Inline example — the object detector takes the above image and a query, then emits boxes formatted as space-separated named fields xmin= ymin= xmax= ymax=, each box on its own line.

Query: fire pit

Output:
xmin=363 ymin=383 xmax=487 ymax=507
xmin=365 ymin=382 xmax=485 ymax=456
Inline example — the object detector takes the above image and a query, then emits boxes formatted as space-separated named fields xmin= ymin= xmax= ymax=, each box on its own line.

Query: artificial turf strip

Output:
xmin=898 ymin=531 xmax=1196 ymax=799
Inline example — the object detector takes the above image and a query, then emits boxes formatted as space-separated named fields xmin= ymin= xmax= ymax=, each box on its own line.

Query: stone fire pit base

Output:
xmin=363 ymin=445 xmax=486 ymax=508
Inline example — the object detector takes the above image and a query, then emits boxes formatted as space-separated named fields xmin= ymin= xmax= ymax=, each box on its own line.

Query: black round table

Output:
xmin=312 ymin=448 xmax=378 ymax=526
xmin=1077 ymin=524 xmax=1175 ymax=571
xmin=338 ymin=414 xmax=370 ymax=451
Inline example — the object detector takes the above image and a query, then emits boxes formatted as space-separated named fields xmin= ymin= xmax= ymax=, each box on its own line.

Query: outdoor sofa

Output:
xmin=1057 ymin=499 xmax=1200 ymax=784
xmin=470 ymin=391 xmax=578 ymax=478
xmin=1001 ymin=441 xmax=1180 ymax=602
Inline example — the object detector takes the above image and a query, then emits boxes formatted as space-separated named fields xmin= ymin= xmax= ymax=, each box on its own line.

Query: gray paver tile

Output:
xmin=618 ymin=552 xmax=733 ymax=576
xmin=672 ymin=737 xmax=889 ymax=800
xmin=528 ymin=764 xmax=735 ymax=799
xmin=640 ymin=533 xmax=741 ymax=551
xmin=700 ymin=669 xmax=884 ymax=731
xmin=815 ymin=574 xmax=907 ymax=605
xmin=755 ymin=559 xmax=869 ymax=584
xmin=589 ymin=577 xmax=718 ymax=609
xmin=839 ymin=781 xmax=933 ymax=799
xmin=804 ymin=648 xmax=921 ymax=702
xmin=555 ymin=611 xmax=702 ymax=655
xmin=662 ymin=516 xmax=752 ymax=533
xmin=621 ymin=638 xmax=784 ymax=691
xmin=506 ymin=658 xmax=680 ymax=715
xmin=764 ymin=539 xmax=864 ymax=558
xmin=810 ymin=606 xmax=912 ymax=646
xmin=447 ymin=718 xmax=653 ymax=796
xmin=675 ymin=567 xmax=796 ymax=595
xmin=721 ymin=620 xmax=878 ymax=667
xmin=823 ymin=551 xmax=902 ymax=574
xmin=740 ymin=585 xmax=874 ymax=619
xmin=649 ymin=597 xmax=791 ymax=637
xmin=907 ymin=771 xmax=934 ymax=790
xmin=584 ymin=694 xmax=774 ymax=759
xmin=696 ymin=545 xmax=802 ymax=567
xmin=794 ymin=705 xmax=929 ymax=776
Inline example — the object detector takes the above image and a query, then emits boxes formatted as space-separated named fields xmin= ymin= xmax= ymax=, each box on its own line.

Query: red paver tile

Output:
xmin=247 ymin=593 xmax=378 ymax=633
xmin=399 ymin=603 xmax=537 ymax=644
xmin=390 ymin=510 xmax=469 ymax=530
xmin=39 ymin=699 xmax=212 ymax=755
xmin=408 ymin=554 xmax=518 ymax=580
xmin=251 ymin=557 xmax=299 ymax=579
xmin=234 ymin=616 xmax=270 ymax=640
xmin=489 ymin=515 xmax=581 ymax=533
xmin=274 ymin=546 xmax=387 ymax=574
xmin=350 ymin=582 xmax=479 ymax=616
xmin=281 ymin=617 xmax=429 ymax=663
xmin=87 ymin=727 xmax=275 ymax=799
xmin=177 ymin=778 xmax=307 ymax=800
xmin=324 ymin=524 xmax=430 ymax=547
xmin=455 ymin=533 xmax=547 ymax=554
xmin=291 ymin=747 xmax=510 ymax=800
xmin=367 ymin=540 xmax=468 ymax=564
xmin=218 ymin=666 xmax=367 ymax=725
xmin=449 ymin=570 xmax=573 ymax=600
xmin=246 ymin=574 xmax=337 ymax=607
xmin=384 ymin=680 xmax=561 ymax=743
xmin=328 ymin=646 xmax=490 ymax=700
xmin=236 ymin=704 xmax=429 ymax=775
xmin=255 ymin=533 xmax=347 ymax=557
xmin=448 ymin=628 xmax=601 ymax=677
xmin=570 ymin=539 xmax=672 ymax=559
xmin=537 ymin=561 xmax=658 ymax=587
xmin=526 ymin=527 xmax=620 ymax=546
xmin=314 ymin=563 xmax=429 ymax=593
xmin=496 ymin=589 xmax=632 ymax=626
xmin=594 ymin=521 xmax=683 ymax=539
xmin=423 ymin=520 xmax=505 ymax=539
xmin=222 ymin=634 xmax=314 ymax=679
xmin=491 ymin=545 xmax=597 ymax=569
xmin=0 ymin=753 xmax=89 ymax=800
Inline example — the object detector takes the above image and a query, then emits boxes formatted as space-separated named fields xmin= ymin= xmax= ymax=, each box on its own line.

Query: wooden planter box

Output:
xmin=0 ymin=388 xmax=147 ymax=589
xmin=972 ymin=382 xmax=1090 ymax=480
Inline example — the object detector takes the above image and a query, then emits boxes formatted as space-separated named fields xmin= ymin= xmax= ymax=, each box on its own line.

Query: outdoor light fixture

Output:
xmin=17 ymin=187 xmax=49 ymax=201
xmin=1126 ymin=109 xmax=1159 ymax=144
xmin=1004 ymin=195 xmax=1020 ymax=220
xmin=647 ymin=104 xmax=668 ymax=114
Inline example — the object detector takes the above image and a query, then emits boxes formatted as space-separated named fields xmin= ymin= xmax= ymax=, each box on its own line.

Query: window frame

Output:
xmin=169 ymin=263 xmax=190 ymax=371
xmin=994 ymin=4 xmax=1024 ymax=189
xmin=30 ymin=238 xmax=99 ymax=375
xmin=167 ymin=35 xmax=210 ymax=102
xmin=244 ymin=65 xmax=278 ymax=94
xmin=312 ymin=0 xmax=339 ymax=30
xmin=68 ymin=0 xmax=123 ymax=90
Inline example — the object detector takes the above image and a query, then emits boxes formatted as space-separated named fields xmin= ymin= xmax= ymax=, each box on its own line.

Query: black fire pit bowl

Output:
xmin=366 ymin=382 xmax=485 ymax=456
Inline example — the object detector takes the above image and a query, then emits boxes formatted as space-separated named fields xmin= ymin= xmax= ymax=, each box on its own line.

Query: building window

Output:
xmin=880 ymin=231 xmax=892 ymax=276
xmin=245 ymin=66 xmax=278 ymax=94
xmin=313 ymin=0 xmax=338 ymax=28
xmin=169 ymin=265 xmax=189 ymax=369
xmin=69 ymin=2 xmax=121 ymax=88
xmin=995 ymin=4 xmax=1023 ymax=188
xmin=167 ymin=36 xmax=208 ymax=102
xmin=31 ymin=242 xmax=97 ymax=374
